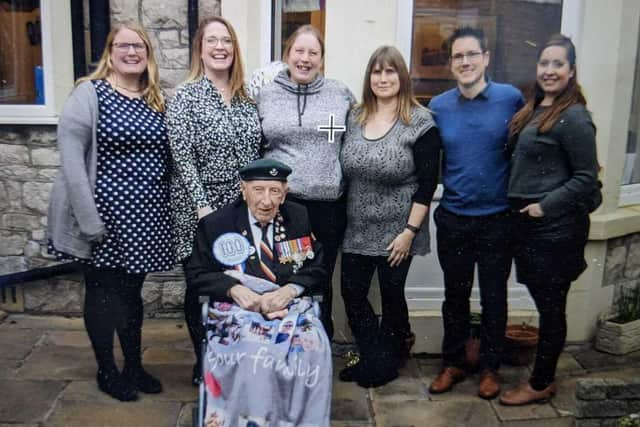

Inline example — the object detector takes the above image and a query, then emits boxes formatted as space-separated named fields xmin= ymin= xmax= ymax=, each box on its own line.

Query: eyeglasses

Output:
xmin=451 ymin=51 xmax=484 ymax=64
xmin=112 ymin=42 xmax=147 ymax=53
xmin=204 ymin=37 xmax=234 ymax=47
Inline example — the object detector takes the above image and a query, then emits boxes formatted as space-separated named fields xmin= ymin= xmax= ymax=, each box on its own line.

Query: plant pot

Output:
xmin=504 ymin=324 xmax=539 ymax=366
xmin=595 ymin=317 xmax=640 ymax=355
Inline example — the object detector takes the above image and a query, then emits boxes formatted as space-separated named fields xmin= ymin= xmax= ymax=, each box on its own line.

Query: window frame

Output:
xmin=0 ymin=0 xmax=74 ymax=125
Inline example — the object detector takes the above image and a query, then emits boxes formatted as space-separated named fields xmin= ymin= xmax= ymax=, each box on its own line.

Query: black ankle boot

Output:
xmin=122 ymin=365 xmax=163 ymax=394
xmin=97 ymin=368 xmax=138 ymax=401
xmin=339 ymin=361 xmax=365 ymax=382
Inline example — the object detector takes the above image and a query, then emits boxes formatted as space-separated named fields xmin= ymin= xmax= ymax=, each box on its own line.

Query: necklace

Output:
xmin=115 ymin=83 xmax=141 ymax=93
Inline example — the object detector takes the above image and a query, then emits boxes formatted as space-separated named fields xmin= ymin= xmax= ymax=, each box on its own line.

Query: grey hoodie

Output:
xmin=257 ymin=70 xmax=355 ymax=201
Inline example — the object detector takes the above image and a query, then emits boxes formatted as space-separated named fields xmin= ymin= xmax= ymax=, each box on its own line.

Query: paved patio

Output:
xmin=1 ymin=313 xmax=639 ymax=427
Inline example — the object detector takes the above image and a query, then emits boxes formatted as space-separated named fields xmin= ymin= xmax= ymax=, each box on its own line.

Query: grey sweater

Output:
xmin=257 ymin=70 xmax=355 ymax=201
xmin=508 ymin=103 xmax=599 ymax=217
xmin=47 ymin=81 xmax=106 ymax=259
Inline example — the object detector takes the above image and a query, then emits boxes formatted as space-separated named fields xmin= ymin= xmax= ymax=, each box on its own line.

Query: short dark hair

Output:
xmin=447 ymin=27 xmax=488 ymax=57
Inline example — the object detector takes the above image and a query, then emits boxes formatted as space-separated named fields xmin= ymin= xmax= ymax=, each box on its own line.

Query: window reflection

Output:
xmin=272 ymin=0 xmax=325 ymax=61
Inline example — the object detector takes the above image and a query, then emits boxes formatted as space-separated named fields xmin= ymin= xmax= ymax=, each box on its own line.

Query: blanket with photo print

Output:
xmin=203 ymin=297 xmax=331 ymax=427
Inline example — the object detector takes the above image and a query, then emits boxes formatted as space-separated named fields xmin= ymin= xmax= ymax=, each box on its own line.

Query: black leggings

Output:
xmin=341 ymin=253 xmax=413 ymax=368
xmin=526 ymin=279 xmax=571 ymax=390
xmin=82 ymin=266 xmax=146 ymax=371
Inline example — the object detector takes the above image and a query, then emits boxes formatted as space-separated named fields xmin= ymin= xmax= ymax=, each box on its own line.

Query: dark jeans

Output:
xmin=434 ymin=205 xmax=512 ymax=371
xmin=82 ymin=266 xmax=146 ymax=371
xmin=287 ymin=195 xmax=346 ymax=340
xmin=341 ymin=253 xmax=413 ymax=368
xmin=526 ymin=280 xmax=571 ymax=390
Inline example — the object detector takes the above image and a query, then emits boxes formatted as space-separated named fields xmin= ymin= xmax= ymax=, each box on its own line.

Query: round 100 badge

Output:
xmin=212 ymin=233 xmax=251 ymax=266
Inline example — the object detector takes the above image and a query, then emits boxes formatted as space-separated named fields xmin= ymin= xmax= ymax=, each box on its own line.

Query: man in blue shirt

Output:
xmin=428 ymin=27 xmax=524 ymax=400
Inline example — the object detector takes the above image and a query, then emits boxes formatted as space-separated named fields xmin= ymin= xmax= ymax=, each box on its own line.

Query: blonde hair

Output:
xmin=282 ymin=24 xmax=325 ymax=61
xmin=77 ymin=22 xmax=164 ymax=112
xmin=185 ymin=16 xmax=248 ymax=100
xmin=356 ymin=46 xmax=424 ymax=125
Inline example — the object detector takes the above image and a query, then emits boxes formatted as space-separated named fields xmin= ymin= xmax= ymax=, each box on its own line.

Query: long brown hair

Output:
xmin=509 ymin=34 xmax=586 ymax=138
xmin=77 ymin=22 xmax=164 ymax=112
xmin=184 ymin=16 xmax=248 ymax=100
xmin=356 ymin=46 xmax=424 ymax=125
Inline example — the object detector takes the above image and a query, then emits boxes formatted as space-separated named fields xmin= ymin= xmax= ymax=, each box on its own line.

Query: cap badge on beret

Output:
xmin=239 ymin=158 xmax=292 ymax=182
xmin=270 ymin=168 xmax=278 ymax=176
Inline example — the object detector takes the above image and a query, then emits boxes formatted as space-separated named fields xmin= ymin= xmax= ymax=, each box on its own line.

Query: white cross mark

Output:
xmin=317 ymin=114 xmax=346 ymax=144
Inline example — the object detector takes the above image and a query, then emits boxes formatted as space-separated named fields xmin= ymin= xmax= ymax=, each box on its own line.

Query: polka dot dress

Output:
xmin=50 ymin=79 xmax=174 ymax=274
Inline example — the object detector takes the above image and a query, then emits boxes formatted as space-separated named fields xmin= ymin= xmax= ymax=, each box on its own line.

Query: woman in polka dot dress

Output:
xmin=47 ymin=22 xmax=173 ymax=402
xmin=166 ymin=16 xmax=261 ymax=385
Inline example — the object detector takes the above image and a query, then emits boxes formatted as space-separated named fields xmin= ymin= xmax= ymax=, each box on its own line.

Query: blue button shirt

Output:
xmin=429 ymin=81 xmax=524 ymax=216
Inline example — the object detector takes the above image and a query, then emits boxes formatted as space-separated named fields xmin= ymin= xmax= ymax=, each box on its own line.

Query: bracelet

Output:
xmin=406 ymin=224 xmax=420 ymax=234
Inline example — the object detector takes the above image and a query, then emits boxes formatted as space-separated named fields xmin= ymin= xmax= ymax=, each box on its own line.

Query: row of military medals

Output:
xmin=273 ymin=213 xmax=314 ymax=273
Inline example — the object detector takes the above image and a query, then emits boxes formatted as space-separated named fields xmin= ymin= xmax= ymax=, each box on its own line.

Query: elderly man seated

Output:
xmin=186 ymin=159 xmax=330 ymax=427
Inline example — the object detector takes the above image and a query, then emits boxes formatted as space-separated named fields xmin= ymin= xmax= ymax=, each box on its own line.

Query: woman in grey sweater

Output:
xmin=257 ymin=25 xmax=355 ymax=340
xmin=501 ymin=34 xmax=600 ymax=405
xmin=339 ymin=46 xmax=441 ymax=388
xmin=47 ymin=23 xmax=172 ymax=401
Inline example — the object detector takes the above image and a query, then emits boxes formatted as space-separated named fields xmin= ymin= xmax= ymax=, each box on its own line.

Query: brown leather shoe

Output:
xmin=499 ymin=382 xmax=557 ymax=406
xmin=429 ymin=367 xmax=466 ymax=394
xmin=478 ymin=370 xmax=501 ymax=399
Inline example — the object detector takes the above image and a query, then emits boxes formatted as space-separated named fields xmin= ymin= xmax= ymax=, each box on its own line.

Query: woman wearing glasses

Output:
xmin=166 ymin=16 xmax=261 ymax=385
xmin=47 ymin=22 xmax=173 ymax=401
xmin=501 ymin=34 xmax=600 ymax=405
xmin=257 ymin=25 xmax=355 ymax=339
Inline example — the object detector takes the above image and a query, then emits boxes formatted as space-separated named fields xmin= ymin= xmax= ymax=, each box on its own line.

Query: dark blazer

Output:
xmin=185 ymin=199 xmax=327 ymax=302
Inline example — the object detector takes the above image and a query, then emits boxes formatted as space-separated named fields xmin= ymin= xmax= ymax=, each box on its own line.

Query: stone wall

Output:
xmin=575 ymin=378 xmax=640 ymax=427
xmin=603 ymin=233 xmax=640 ymax=317
xmin=0 ymin=0 xmax=220 ymax=316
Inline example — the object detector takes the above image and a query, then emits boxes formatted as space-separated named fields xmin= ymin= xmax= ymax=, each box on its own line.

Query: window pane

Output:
xmin=623 ymin=22 xmax=640 ymax=186
xmin=411 ymin=0 xmax=563 ymax=103
xmin=0 ymin=0 xmax=44 ymax=105
xmin=272 ymin=0 xmax=325 ymax=61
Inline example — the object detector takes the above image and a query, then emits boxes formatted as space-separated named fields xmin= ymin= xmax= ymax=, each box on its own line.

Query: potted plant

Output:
xmin=503 ymin=323 xmax=539 ymax=366
xmin=617 ymin=413 xmax=640 ymax=427
xmin=595 ymin=285 xmax=640 ymax=355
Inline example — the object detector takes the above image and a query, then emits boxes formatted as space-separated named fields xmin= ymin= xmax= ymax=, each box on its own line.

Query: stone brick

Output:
xmin=625 ymin=241 xmax=640 ymax=279
xmin=31 ymin=229 xmax=45 ymax=241
xmin=110 ymin=0 xmax=139 ymax=23
xmin=160 ymin=281 xmax=186 ymax=308
xmin=577 ymin=378 xmax=608 ymax=400
xmin=0 ymin=165 xmax=38 ymax=180
xmin=575 ymin=399 xmax=628 ymax=418
xmin=629 ymin=400 xmax=640 ymax=412
xmin=157 ymin=29 xmax=181 ymax=48
xmin=607 ymin=379 xmax=640 ymax=400
xmin=0 ymin=232 xmax=27 ymax=256
xmin=23 ymin=241 xmax=40 ymax=258
xmin=37 ymin=168 xmax=58 ymax=181
xmin=5 ymin=181 xmax=22 ymax=208
xmin=159 ymin=68 xmax=187 ymax=91
xmin=0 ymin=145 xmax=29 ymax=165
xmin=160 ymin=48 xmax=190 ymax=68
xmin=574 ymin=420 xmax=602 ymax=427
xmin=199 ymin=0 xmax=221 ymax=17
xmin=0 ymin=256 xmax=27 ymax=274
xmin=0 ymin=182 xmax=7 ymax=209
xmin=23 ymin=182 xmax=52 ymax=215
xmin=180 ymin=28 xmax=189 ymax=45
xmin=23 ymin=280 xmax=83 ymax=314
xmin=27 ymin=128 xmax=57 ymax=145
xmin=30 ymin=148 xmax=60 ymax=166
xmin=141 ymin=0 xmax=187 ymax=28
xmin=1 ymin=213 xmax=41 ymax=230
xmin=142 ymin=281 xmax=163 ymax=308
xmin=0 ymin=129 xmax=19 ymax=141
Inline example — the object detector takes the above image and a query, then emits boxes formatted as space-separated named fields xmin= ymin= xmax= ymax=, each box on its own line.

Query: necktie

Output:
xmin=257 ymin=222 xmax=277 ymax=282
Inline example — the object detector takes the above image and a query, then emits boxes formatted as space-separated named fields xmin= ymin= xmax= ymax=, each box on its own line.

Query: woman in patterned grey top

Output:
xmin=166 ymin=16 xmax=261 ymax=384
xmin=339 ymin=46 xmax=441 ymax=388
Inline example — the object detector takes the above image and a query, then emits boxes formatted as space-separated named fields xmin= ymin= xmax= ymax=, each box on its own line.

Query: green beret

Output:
xmin=239 ymin=158 xmax=292 ymax=182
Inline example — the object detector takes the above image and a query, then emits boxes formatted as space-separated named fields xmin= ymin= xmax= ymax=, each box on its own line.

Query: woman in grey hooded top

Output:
xmin=257 ymin=25 xmax=355 ymax=340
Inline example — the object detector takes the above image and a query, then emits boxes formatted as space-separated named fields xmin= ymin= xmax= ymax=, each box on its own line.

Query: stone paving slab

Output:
xmin=45 ymin=400 xmax=182 ymax=427
xmin=572 ymin=347 xmax=640 ymax=370
xmin=555 ymin=353 xmax=586 ymax=378
xmin=0 ymin=329 xmax=43 ymax=360
xmin=0 ymin=359 xmax=20 ymax=379
xmin=372 ymin=398 xmax=500 ymax=427
xmin=491 ymin=399 xmax=558 ymax=422
xmin=0 ymin=315 xmax=84 ymax=331
xmin=0 ymin=380 xmax=65 ymax=423
xmin=16 ymin=344 xmax=98 ymax=380
xmin=552 ymin=377 xmax=578 ymax=416
xmin=143 ymin=346 xmax=195 ymax=365
xmin=331 ymin=380 xmax=372 ymax=422
xmin=43 ymin=330 xmax=92 ymax=348
xmin=501 ymin=417 xmax=574 ymax=427
xmin=330 ymin=422 xmax=374 ymax=427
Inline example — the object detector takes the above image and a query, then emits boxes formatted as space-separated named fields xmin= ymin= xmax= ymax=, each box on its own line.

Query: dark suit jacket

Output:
xmin=185 ymin=199 xmax=327 ymax=302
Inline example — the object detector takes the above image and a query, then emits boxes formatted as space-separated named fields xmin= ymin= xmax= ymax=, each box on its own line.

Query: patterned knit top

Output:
xmin=341 ymin=107 xmax=440 ymax=256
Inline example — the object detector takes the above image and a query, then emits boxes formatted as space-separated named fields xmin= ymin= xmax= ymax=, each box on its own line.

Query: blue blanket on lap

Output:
xmin=203 ymin=297 xmax=332 ymax=427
